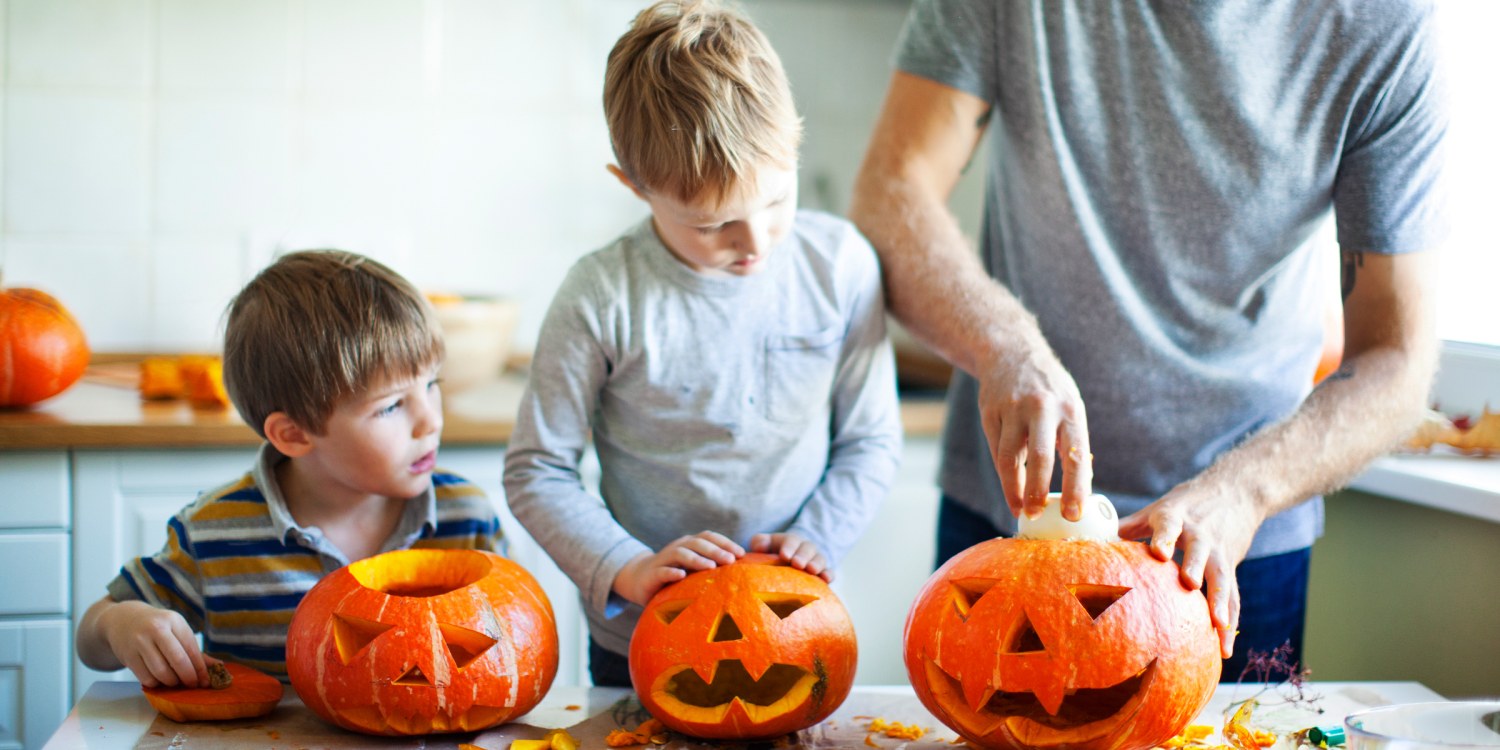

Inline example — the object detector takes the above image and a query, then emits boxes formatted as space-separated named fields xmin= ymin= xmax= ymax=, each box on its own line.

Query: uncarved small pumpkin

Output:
xmin=0 ymin=285 xmax=89 ymax=407
xmin=141 ymin=662 xmax=283 ymax=722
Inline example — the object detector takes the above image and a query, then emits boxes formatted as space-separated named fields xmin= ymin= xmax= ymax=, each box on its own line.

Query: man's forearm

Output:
xmin=850 ymin=174 xmax=1049 ymax=380
xmin=1192 ymin=328 xmax=1438 ymax=522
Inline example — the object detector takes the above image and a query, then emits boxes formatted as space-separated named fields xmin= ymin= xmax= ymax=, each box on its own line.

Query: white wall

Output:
xmin=0 ymin=0 xmax=968 ymax=355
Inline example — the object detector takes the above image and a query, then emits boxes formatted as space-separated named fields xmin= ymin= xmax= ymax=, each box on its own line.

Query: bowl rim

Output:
xmin=1345 ymin=700 xmax=1500 ymax=748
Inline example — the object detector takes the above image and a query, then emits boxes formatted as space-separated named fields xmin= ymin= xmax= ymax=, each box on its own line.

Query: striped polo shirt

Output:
xmin=107 ymin=443 xmax=502 ymax=680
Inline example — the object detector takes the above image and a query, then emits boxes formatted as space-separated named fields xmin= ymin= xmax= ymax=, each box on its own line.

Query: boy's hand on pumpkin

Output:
xmin=750 ymin=533 xmax=832 ymax=582
xmin=99 ymin=600 xmax=209 ymax=688
xmin=975 ymin=348 xmax=1093 ymax=523
xmin=614 ymin=532 xmax=745 ymax=605
xmin=1118 ymin=484 xmax=1260 ymax=660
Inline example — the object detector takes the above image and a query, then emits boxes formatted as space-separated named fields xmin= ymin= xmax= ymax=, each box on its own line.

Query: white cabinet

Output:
xmin=0 ymin=452 xmax=72 ymax=750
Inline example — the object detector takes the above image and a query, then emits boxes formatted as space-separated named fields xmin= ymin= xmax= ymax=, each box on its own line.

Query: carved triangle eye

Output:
xmin=1004 ymin=612 xmax=1045 ymax=654
xmin=440 ymin=622 xmax=499 ymax=669
xmin=711 ymin=613 xmax=744 ymax=642
xmin=756 ymin=593 xmax=815 ymax=619
xmin=949 ymin=579 xmax=998 ymax=621
xmin=1068 ymin=584 xmax=1131 ymax=622
xmin=332 ymin=614 xmax=395 ymax=665
xmin=394 ymin=664 xmax=432 ymax=686
xmin=655 ymin=599 xmax=692 ymax=625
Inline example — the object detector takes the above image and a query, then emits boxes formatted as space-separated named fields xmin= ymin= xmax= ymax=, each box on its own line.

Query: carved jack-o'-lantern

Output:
xmin=629 ymin=553 xmax=858 ymax=740
xmin=286 ymin=549 xmax=558 ymax=736
xmin=904 ymin=495 xmax=1220 ymax=750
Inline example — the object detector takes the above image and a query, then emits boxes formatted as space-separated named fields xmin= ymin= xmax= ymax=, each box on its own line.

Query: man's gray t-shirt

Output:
xmin=504 ymin=210 xmax=902 ymax=655
xmin=896 ymin=0 xmax=1447 ymax=556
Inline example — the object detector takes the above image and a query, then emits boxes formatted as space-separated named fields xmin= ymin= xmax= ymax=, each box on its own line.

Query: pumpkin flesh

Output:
xmin=141 ymin=662 xmax=283 ymax=722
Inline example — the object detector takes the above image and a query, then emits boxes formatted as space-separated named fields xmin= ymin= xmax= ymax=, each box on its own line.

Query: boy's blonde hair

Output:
xmin=604 ymin=0 xmax=802 ymax=204
xmin=222 ymin=250 xmax=444 ymax=438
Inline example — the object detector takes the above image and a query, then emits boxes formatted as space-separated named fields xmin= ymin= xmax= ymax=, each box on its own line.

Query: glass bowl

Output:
xmin=1346 ymin=701 xmax=1500 ymax=749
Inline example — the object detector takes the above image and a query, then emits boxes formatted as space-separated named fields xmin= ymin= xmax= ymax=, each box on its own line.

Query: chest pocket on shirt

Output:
xmin=764 ymin=325 xmax=843 ymax=424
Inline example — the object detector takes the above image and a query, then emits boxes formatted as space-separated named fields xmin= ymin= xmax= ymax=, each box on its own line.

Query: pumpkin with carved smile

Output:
xmin=629 ymin=553 xmax=857 ymax=740
xmin=286 ymin=549 xmax=558 ymax=735
xmin=904 ymin=496 xmax=1220 ymax=750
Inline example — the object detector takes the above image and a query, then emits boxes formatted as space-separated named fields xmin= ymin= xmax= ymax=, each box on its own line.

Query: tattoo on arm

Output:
xmin=1341 ymin=251 xmax=1364 ymax=301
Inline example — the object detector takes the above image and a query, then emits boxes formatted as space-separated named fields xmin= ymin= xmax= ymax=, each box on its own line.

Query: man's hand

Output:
xmin=97 ymin=600 xmax=209 ymax=688
xmin=750 ymin=532 xmax=831 ymax=581
xmin=613 ymin=531 xmax=745 ymax=606
xmin=977 ymin=348 xmax=1094 ymax=522
xmin=1118 ymin=483 xmax=1262 ymax=659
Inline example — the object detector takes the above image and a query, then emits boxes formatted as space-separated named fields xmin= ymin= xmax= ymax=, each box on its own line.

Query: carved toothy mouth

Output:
xmin=654 ymin=659 xmax=818 ymax=724
xmin=983 ymin=659 xmax=1156 ymax=729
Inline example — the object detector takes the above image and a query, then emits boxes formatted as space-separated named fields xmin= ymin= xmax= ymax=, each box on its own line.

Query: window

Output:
xmin=1434 ymin=2 xmax=1499 ymax=349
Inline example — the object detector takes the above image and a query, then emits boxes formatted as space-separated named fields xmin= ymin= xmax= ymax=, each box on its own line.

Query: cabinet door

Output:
xmin=0 ymin=453 xmax=69 ymax=530
xmin=0 ymin=620 xmax=69 ymax=750
xmin=71 ymin=449 xmax=258 ymax=703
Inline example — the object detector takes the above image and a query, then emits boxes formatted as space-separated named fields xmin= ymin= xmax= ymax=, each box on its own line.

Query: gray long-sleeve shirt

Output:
xmin=504 ymin=210 xmax=903 ymax=655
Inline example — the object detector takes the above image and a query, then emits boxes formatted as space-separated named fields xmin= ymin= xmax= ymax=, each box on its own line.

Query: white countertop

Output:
xmin=45 ymin=680 xmax=1444 ymax=750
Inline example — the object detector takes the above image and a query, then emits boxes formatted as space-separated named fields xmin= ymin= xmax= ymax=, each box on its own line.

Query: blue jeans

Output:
xmin=936 ymin=494 xmax=1309 ymax=682
xmin=589 ymin=639 xmax=634 ymax=688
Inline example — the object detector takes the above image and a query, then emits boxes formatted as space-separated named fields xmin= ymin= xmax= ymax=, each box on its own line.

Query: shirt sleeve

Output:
xmin=787 ymin=224 xmax=904 ymax=568
xmin=894 ymin=0 xmax=999 ymax=101
xmin=107 ymin=512 xmax=207 ymax=632
xmin=503 ymin=262 xmax=651 ymax=619
xmin=1334 ymin=4 xmax=1449 ymax=254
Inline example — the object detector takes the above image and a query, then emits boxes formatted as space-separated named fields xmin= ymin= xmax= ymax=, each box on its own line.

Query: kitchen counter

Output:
xmin=44 ymin=680 xmax=1445 ymax=750
xmin=0 ymin=367 xmax=948 ymax=450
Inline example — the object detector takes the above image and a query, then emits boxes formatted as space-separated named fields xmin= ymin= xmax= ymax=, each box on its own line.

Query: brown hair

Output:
xmin=603 ymin=0 xmax=802 ymax=204
xmin=222 ymin=250 xmax=444 ymax=438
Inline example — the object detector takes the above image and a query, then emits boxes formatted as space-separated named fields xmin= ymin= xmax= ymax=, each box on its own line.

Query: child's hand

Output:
xmin=750 ymin=532 xmax=832 ymax=582
xmin=98 ymin=600 xmax=209 ymax=688
xmin=614 ymin=531 xmax=745 ymax=606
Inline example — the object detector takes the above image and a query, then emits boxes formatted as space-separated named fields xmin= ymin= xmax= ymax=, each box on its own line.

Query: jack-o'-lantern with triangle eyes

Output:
xmin=287 ymin=549 xmax=558 ymax=736
xmin=629 ymin=553 xmax=858 ymax=740
xmin=904 ymin=495 xmax=1220 ymax=750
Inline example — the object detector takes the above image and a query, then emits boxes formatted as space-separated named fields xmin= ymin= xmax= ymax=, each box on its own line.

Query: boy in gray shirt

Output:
xmin=503 ymin=0 xmax=902 ymax=688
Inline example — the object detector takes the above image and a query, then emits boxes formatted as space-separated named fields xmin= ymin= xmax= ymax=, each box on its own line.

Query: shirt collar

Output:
xmin=252 ymin=443 xmax=438 ymax=558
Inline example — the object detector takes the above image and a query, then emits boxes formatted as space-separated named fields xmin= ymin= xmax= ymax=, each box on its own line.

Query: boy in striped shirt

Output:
xmin=75 ymin=250 xmax=502 ymax=687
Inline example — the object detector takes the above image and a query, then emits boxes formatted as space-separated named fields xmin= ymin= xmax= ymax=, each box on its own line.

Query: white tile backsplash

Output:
xmin=154 ymin=96 xmax=294 ymax=233
xmin=0 ymin=0 xmax=917 ymax=354
xmin=149 ymin=234 xmax=243 ymax=350
xmin=4 ymin=90 xmax=151 ymax=235
xmin=7 ymin=0 xmax=153 ymax=89
xmin=303 ymin=0 xmax=428 ymax=103
xmin=158 ymin=0 xmax=295 ymax=94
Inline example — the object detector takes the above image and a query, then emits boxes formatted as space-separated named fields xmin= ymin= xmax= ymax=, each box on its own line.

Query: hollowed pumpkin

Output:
xmin=141 ymin=662 xmax=283 ymax=722
xmin=904 ymin=536 xmax=1219 ymax=750
xmin=286 ymin=549 xmax=558 ymax=736
xmin=629 ymin=553 xmax=857 ymax=740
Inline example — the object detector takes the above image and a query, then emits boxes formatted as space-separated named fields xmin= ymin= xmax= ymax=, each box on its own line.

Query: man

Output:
xmin=850 ymin=0 xmax=1446 ymax=677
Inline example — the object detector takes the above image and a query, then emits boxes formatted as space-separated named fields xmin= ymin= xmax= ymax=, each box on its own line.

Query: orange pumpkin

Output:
xmin=904 ymin=536 xmax=1220 ymax=750
xmin=286 ymin=549 xmax=558 ymax=736
xmin=0 ymin=285 xmax=89 ymax=407
xmin=629 ymin=553 xmax=858 ymax=740
xmin=141 ymin=662 xmax=283 ymax=721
